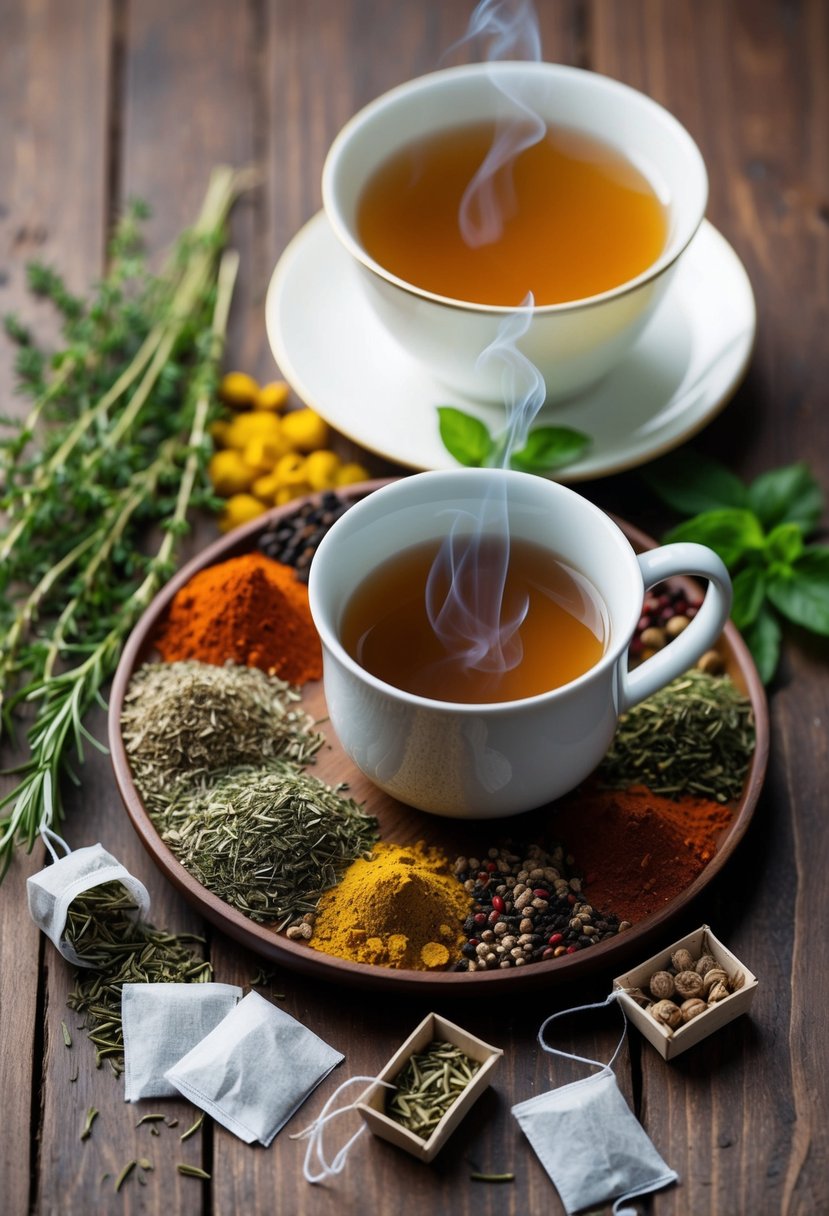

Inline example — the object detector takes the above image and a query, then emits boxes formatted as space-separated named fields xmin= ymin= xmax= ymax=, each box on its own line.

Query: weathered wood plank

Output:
xmin=589 ymin=1 xmax=829 ymax=1211
xmin=0 ymin=3 xmax=113 ymax=1213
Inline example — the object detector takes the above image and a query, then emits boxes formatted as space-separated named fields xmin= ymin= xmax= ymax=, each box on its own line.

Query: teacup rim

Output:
xmin=307 ymin=467 xmax=644 ymax=713
xmin=322 ymin=60 xmax=709 ymax=317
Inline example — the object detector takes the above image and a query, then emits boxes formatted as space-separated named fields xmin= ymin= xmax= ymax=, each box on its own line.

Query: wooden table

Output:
xmin=1 ymin=2 xmax=827 ymax=1213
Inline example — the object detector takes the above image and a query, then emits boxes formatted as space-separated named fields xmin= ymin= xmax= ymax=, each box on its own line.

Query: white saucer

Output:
xmin=266 ymin=212 xmax=755 ymax=481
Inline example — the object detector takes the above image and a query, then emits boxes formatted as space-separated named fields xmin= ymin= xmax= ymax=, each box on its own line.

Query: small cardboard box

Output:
xmin=355 ymin=1012 xmax=502 ymax=1162
xmin=613 ymin=924 xmax=758 ymax=1061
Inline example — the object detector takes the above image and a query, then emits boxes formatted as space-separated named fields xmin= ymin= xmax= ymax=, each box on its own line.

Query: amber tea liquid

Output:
xmin=357 ymin=120 xmax=668 ymax=307
xmin=340 ymin=535 xmax=606 ymax=704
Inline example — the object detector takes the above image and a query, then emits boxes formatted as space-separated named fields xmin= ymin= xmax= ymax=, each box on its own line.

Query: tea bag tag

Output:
xmin=27 ymin=840 xmax=151 ymax=968
xmin=290 ymin=1074 xmax=395 ymax=1183
xmin=512 ymin=993 xmax=678 ymax=1216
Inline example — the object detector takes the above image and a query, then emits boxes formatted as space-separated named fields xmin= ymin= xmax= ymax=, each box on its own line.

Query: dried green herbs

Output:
xmin=387 ymin=1040 xmax=480 ymax=1139
xmin=65 ymin=881 xmax=211 ymax=1074
xmin=122 ymin=659 xmax=324 ymax=800
xmin=598 ymin=668 xmax=755 ymax=802
xmin=149 ymin=761 xmax=378 ymax=927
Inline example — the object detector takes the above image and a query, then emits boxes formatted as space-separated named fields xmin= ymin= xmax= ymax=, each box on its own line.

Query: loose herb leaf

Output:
xmin=642 ymin=450 xmax=749 ymax=515
xmin=664 ymin=508 xmax=766 ymax=567
xmin=742 ymin=604 xmax=782 ymax=685
xmin=766 ymin=548 xmax=829 ymax=635
xmin=764 ymin=522 xmax=805 ymax=567
xmin=437 ymin=407 xmax=493 ymax=467
xmin=747 ymin=462 xmax=824 ymax=532
xmin=731 ymin=566 xmax=767 ymax=632
xmin=509 ymin=425 xmax=590 ymax=473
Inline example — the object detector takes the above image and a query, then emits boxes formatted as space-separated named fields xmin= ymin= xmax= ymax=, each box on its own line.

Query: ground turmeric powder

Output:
xmin=308 ymin=842 xmax=471 ymax=971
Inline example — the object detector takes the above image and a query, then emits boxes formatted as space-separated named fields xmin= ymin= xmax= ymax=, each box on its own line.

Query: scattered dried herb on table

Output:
xmin=0 ymin=167 xmax=254 ymax=879
xmin=64 ymin=881 xmax=211 ymax=1074
xmin=598 ymin=668 xmax=755 ymax=802
xmin=122 ymin=659 xmax=324 ymax=799
xmin=149 ymin=761 xmax=378 ymax=928
xmin=387 ymin=1041 xmax=480 ymax=1138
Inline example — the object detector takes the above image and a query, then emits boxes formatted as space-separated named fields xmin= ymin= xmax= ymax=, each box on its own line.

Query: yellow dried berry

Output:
xmin=219 ymin=371 xmax=260 ymax=410
xmin=280 ymin=408 xmax=329 ymax=452
xmin=207 ymin=450 xmax=254 ymax=497
xmin=251 ymin=471 xmax=283 ymax=502
xmin=224 ymin=410 xmax=283 ymax=451
xmin=275 ymin=484 xmax=312 ymax=506
xmin=335 ymin=461 xmax=370 ymax=487
xmin=304 ymin=450 xmax=341 ymax=491
xmin=218 ymin=493 xmax=268 ymax=533
xmin=242 ymin=433 xmax=289 ymax=475
xmin=209 ymin=418 xmax=232 ymax=447
xmin=255 ymin=380 xmax=290 ymax=411
xmin=274 ymin=452 xmax=308 ymax=488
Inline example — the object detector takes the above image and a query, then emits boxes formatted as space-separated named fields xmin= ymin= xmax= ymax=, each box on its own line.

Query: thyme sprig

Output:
xmin=0 ymin=166 xmax=253 ymax=877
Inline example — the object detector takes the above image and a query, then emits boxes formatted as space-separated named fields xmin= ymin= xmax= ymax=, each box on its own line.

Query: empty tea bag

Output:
xmin=122 ymin=982 xmax=243 ymax=1101
xmin=164 ymin=990 xmax=344 ymax=1146
xmin=512 ymin=993 xmax=678 ymax=1215
xmin=27 ymin=835 xmax=150 ymax=967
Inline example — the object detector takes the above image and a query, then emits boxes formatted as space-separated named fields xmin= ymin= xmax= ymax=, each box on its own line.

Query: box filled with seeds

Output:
xmin=613 ymin=924 xmax=758 ymax=1060
xmin=355 ymin=1012 xmax=502 ymax=1162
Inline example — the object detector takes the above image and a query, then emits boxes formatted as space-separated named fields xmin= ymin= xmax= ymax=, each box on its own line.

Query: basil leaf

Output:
xmin=509 ymin=426 xmax=590 ymax=474
xmin=742 ymin=604 xmax=782 ymax=684
xmin=437 ymin=407 xmax=493 ymax=468
xmin=748 ymin=462 xmax=824 ymax=532
xmin=730 ymin=566 xmax=767 ymax=631
xmin=663 ymin=509 xmax=766 ymax=568
xmin=765 ymin=522 xmax=804 ymax=566
xmin=641 ymin=450 xmax=749 ymax=515
xmin=766 ymin=546 xmax=829 ymax=635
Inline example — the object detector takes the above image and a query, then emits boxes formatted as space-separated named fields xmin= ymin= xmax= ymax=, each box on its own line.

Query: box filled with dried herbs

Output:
xmin=356 ymin=1012 xmax=502 ymax=1162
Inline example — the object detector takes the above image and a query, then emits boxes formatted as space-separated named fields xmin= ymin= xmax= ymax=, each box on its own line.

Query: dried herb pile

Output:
xmin=149 ymin=762 xmax=378 ymax=928
xmin=122 ymin=659 xmax=324 ymax=799
xmin=598 ymin=668 xmax=755 ymax=802
xmin=387 ymin=1041 xmax=480 ymax=1138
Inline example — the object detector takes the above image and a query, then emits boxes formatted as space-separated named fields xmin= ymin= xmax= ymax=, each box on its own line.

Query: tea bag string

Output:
xmin=537 ymin=990 xmax=627 ymax=1073
xmin=290 ymin=1075 xmax=396 ymax=1184
xmin=40 ymin=823 xmax=72 ymax=864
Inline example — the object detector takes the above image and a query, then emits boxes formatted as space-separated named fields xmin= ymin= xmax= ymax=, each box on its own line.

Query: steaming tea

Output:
xmin=340 ymin=535 xmax=606 ymax=704
xmin=357 ymin=120 xmax=668 ymax=307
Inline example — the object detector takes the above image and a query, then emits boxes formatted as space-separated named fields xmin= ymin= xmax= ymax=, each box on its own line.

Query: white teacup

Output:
xmin=323 ymin=63 xmax=707 ymax=404
xmin=308 ymin=471 xmax=731 ymax=818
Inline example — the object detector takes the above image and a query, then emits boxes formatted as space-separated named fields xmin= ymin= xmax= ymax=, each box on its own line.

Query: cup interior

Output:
xmin=322 ymin=62 xmax=708 ymax=313
xmin=308 ymin=470 xmax=644 ymax=703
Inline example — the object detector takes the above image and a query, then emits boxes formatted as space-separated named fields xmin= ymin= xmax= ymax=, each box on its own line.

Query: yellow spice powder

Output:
xmin=309 ymin=841 xmax=471 ymax=970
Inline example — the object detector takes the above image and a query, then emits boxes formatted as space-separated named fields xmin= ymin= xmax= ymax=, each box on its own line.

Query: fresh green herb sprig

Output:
xmin=437 ymin=405 xmax=590 ymax=474
xmin=0 ymin=166 xmax=254 ymax=878
xmin=643 ymin=451 xmax=829 ymax=682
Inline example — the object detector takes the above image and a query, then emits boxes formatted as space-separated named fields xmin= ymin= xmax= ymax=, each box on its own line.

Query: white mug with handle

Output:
xmin=309 ymin=470 xmax=731 ymax=818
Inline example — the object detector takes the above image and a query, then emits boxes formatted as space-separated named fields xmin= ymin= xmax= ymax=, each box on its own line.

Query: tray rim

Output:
xmin=108 ymin=479 xmax=769 ymax=994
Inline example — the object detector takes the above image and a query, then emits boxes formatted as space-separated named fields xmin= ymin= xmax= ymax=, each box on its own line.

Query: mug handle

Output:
xmin=618 ymin=542 xmax=733 ymax=713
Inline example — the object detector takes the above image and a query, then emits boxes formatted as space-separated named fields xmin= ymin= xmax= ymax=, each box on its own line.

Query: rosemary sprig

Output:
xmin=0 ymin=166 xmax=253 ymax=877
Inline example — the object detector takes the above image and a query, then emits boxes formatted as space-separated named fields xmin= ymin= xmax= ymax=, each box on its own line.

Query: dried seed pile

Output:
xmin=149 ymin=761 xmax=378 ymax=927
xmin=64 ymin=881 xmax=211 ymax=1074
xmin=257 ymin=490 xmax=359 ymax=581
xmin=454 ymin=844 xmax=625 ymax=972
xmin=641 ymin=945 xmax=745 ymax=1032
xmin=598 ymin=668 xmax=755 ymax=802
xmin=387 ymin=1041 xmax=480 ymax=1138
xmin=122 ymin=659 xmax=324 ymax=801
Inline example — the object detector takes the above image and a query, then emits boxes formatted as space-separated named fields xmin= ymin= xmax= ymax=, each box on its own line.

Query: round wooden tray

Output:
xmin=108 ymin=480 xmax=769 ymax=995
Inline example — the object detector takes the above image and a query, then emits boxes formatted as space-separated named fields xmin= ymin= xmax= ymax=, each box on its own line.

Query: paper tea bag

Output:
xmin=165 ymin=990 xmax=344 ymax=1146
xmin=512 ymin=994 xmax=677 ymax=1216
xmin=122 ymin=982 xmax=243 ymax=1101
xmin=27 ymin=843 xmax=150 ymax=968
